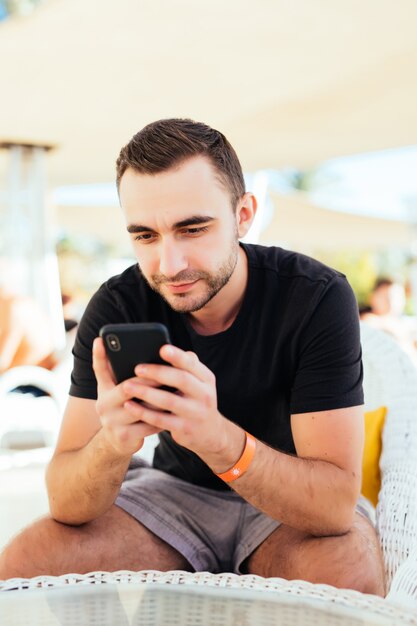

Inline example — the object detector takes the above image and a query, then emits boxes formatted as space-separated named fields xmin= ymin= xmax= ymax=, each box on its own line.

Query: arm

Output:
xmin=46 ymin=339 xmax=161 ymax=525
xmin=46 ymin=396 xmax=130 ymax=525
xmin=209 ymin=406 xmax=364 ymax=536
xmin=122 ymin=346 xmax=364 ymax=537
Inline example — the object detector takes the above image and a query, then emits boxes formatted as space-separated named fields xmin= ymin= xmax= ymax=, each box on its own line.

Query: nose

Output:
xmin=159 ymin=238 xmax=188 ymax=278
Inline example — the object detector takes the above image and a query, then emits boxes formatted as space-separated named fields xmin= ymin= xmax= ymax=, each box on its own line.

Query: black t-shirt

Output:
xmin=70 ymin=243 xmax=363 ymax=490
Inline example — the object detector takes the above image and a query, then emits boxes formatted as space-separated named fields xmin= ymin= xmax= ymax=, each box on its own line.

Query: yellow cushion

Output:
xmin=361 ymin=406 xmax=387 ymax=506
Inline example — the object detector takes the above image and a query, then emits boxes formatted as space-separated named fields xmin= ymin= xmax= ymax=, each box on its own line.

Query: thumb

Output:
xmin=92 ymin=337 xmax=116 ymax=392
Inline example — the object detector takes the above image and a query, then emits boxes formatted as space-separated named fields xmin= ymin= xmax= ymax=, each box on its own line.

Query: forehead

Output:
xmin=118 ymin=156 xmax=230 ymax=219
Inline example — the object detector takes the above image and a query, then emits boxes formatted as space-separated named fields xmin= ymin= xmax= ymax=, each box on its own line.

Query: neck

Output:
xmin=187 ymin=245 xmax=248 ymax=336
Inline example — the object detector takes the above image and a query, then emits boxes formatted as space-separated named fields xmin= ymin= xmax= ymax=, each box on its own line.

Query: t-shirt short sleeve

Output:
xmin=69 ymin=283 xmax=127 ymax=400
xmin=290 ymin=275 xmax=364 ymax=415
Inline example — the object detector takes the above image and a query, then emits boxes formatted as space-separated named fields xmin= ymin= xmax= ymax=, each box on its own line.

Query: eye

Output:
xmin=133 ymin=233 xmax=156 ymax=242
xmin=182 ymin=226 xmax=209 ymax=236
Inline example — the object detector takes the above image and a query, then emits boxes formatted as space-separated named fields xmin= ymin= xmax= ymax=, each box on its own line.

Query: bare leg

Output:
xmin=0 ymin=504 xmax=192 ymax=579
xmin=244 ymin=512 xmax=386 ymax=596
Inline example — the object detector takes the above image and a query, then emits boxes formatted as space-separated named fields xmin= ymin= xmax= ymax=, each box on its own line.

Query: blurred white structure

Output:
xmin=0 ymin=141 xmax=65 ymax=352
xmin=0 ymin=1 xmax=417 ymax=187
xmin=241 ymin=171 xmax=273 ymax=244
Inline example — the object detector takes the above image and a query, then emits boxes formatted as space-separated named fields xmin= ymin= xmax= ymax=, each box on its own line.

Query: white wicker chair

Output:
xmin=0 ymin=340 xmax=72 ymax=449
xmin=1 ymin=323 xmax=417 ymax=622
xmin=360 ymin=323 xmax=417 ymax=606
xmin=0 ymin=366 xmax=66 ymax=449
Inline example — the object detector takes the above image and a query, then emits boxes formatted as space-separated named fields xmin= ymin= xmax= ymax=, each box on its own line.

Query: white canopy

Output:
xmin=0 ymin=0 xmax=416 ymax=186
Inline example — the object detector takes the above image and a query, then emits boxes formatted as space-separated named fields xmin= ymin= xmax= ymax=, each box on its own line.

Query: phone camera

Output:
xmin=106 ymin=334 xmax=121 ymax=352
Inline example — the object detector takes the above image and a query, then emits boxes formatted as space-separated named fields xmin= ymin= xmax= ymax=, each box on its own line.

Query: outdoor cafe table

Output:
xmin=1 ymin=571 xmax=417 ymax=626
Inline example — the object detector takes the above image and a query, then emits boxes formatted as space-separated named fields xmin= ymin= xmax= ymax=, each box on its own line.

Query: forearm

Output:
xmin=46 ymin=428 xmax=131 ymax=525
xmin=203 ymin=424 xmax=359 ymax=536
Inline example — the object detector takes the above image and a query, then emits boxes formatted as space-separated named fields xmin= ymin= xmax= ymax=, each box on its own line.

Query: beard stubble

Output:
xmin=142 ymin=237 xmax=240 ymax=313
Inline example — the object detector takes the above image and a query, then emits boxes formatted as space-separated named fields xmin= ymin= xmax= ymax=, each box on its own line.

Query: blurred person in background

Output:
xmin=61 ymin=292 xmax=79 ymax=333
xmin=0 ymin=119 xmax=385 ymax=595
xmin=0 ymin=270 xmax=56 ymax=375
xmin=360 ymin=277 xmax=417 ymax=360
xmin=365 ymin=278 xmax=406 ymax=318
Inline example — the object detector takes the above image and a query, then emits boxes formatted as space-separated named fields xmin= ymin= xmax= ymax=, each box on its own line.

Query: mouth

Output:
xmin=165 ymin=279 xmax=200 ymax=294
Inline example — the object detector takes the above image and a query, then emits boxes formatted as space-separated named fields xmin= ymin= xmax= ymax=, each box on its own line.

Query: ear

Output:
xmin=236 ymin=193 xmax=257 ymax=238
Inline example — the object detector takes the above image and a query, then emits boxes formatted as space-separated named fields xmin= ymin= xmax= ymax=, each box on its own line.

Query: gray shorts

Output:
xmin=115 ymin=458 xmax=375 ymax=574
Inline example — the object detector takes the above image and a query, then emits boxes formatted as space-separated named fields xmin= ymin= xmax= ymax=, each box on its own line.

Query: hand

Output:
xmin=92 ymin=337 xmax=162 ymax=457
xmin=121 ymin=345 xmax=234 ymax=459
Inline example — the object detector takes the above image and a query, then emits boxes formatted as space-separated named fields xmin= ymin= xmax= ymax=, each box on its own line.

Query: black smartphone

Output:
xmin=99 ymin=322 xmax=172 ymax=384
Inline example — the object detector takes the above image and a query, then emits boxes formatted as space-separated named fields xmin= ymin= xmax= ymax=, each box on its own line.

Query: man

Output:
xmin=0 ymin=119 xmax=385 ymax=595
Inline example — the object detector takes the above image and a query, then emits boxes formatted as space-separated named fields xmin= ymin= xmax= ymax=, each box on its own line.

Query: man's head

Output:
xmin=116 ymin=118 xmax=245 ymax=211
xmin=116 ymin=119 xmax=256 ymax=314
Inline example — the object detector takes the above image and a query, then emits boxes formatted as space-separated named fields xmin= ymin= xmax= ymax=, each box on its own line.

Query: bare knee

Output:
xmin=343 ymin=523 xmax=386 ymax=596
xmin=248 ymin=517 xmax=385 ymax=596
xmin=329 ymin=516 xmax=386 ymax=596
xmin=355 ymin=550 xmax=386 ymax=596
xmin=294 ymin=522 xmax=386 ymax=596
xmin=0 ymin=505 xmax=193 ymax=580
xmin=0 ymin=515 xmax=75 ymax=580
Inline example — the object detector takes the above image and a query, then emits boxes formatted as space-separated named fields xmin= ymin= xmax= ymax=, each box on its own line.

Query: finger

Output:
xmin=124 ymin=382 xmax=191 ymax=415
xmin=131 ymin=365 xmax=205 ymax=401
xmin=115 ymin=421 xmax=162 ymax=440
xmin=136 ymin=376 xmax=160 ymax=388
xmin=110 ymin=421 xmax=162 ymax=454
xmin=124 ymin=400 xmax=183 ymax=431
xmin=92 ymin=338 xmax=117 ymax=391
xmin=103 ymin=373 xmax=158 ymax=411
xmin=159 ymin=345 xmax=214 ymax=383
xmin=98 ymin=403 xmax=151 ymax=428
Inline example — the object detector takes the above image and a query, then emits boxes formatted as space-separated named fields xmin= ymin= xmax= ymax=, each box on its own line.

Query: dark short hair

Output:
xmin=116 ymin=118 xmax=245 ymax=208
xmin=373 ymin=278 xmax=395 ymax=291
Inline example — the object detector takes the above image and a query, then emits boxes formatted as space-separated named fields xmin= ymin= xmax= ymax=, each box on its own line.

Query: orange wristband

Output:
xmin=216 ymin=432 xmax=257 ymax=482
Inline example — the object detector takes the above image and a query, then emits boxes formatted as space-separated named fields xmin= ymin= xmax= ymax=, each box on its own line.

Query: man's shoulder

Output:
xmin=84 ymin=262 xmax=152 ymax=320
xmin=243 ymin=243 xmax=344 ymax=286
xmin=95 ymin=263 xmax=149 ymax=302
xmin=104 ymin=263 xmax=142 ymax=290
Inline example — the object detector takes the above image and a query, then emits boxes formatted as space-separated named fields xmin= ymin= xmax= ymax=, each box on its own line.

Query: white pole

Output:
xmin=27 ymin=146 xmax=66 ymax=350
xmin=1 ymin=142 xmax=65 ymax=352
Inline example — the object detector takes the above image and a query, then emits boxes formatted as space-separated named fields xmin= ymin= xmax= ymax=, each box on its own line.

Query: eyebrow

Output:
xmin=127 ymin=215 xmax=215 ymax=234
